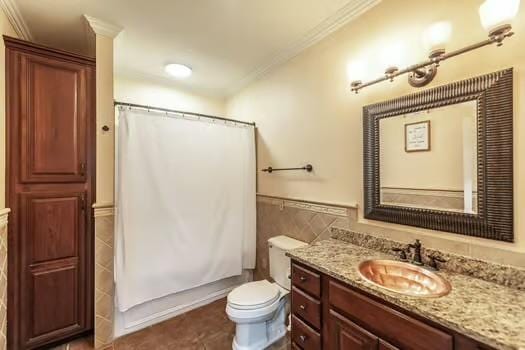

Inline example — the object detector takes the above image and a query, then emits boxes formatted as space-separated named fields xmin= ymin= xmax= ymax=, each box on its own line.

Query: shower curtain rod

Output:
xmin=114 ymin=101 xmax=256 ymax=126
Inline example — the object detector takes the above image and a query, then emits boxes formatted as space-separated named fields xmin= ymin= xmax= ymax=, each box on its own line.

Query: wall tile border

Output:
xmin=257 ymin=194 xmax=356 ymax=217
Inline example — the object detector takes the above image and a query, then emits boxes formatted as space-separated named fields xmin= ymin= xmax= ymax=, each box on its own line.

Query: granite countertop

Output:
xmin=287 ymin=238 xmax=525 ymax=350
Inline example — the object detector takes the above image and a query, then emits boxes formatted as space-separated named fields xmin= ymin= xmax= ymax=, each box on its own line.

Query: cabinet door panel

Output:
xmin=20 ymin=54 xmax=87 ymax=183
xmin=30 ymin=261 xmax=79 ymax=338
xmin=329 ymin=280 xmax=453 ymax=350
xmin=328 ymin=310 xmax=378 ymax=350
xmin=379 ymin=340 xmax=400 ymax=350
xmin=19 ymin=192 xmax=87 ymax=348
xmin=30 ymin=196 xmax=79 ymax=263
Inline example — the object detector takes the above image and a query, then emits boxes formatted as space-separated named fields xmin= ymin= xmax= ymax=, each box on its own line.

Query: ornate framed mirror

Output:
xmin=363 ymin=68 xmax=513 ymax=242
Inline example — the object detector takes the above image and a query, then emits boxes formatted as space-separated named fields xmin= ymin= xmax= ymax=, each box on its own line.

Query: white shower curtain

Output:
xmin=115 ymin=108 xmax=256 ymax=312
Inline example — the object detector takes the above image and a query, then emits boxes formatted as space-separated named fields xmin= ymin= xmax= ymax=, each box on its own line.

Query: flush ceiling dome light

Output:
xmin=165 ymin=63 xmax=192 ymax=79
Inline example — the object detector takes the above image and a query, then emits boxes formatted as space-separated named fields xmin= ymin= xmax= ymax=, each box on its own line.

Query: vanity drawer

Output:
xmin=291 ymin=314 xmax=321 ymax=350
xmin=329 ymin=280 xmax=453 ymax=350
xmin=291 ymin=286 xmax=321 ymax=330
xmin=291 ymin=263 xmax=321 ymax=298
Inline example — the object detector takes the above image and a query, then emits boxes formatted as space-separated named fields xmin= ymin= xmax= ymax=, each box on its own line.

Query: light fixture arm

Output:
xmin=351 ymin=27 xmax=514 ymax=93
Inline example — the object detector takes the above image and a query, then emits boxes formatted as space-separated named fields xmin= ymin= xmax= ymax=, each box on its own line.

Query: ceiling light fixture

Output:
xmin=165 ymin=63 xmax=192 ymax=79
xmin=349 ymin=0 xmax=520 ymax=93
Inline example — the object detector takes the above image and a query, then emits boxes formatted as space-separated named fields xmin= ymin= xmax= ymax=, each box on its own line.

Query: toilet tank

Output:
xmin=268 ymin=235 xmax=308 ymax=289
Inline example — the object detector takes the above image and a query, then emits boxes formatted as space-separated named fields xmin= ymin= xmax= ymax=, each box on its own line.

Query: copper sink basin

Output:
xmin=358 ymin=260 xmax=451 ymax=298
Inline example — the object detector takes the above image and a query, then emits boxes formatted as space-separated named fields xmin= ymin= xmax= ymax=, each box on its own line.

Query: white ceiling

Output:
xmin=11 ymin=0 xmax=379 ymax=97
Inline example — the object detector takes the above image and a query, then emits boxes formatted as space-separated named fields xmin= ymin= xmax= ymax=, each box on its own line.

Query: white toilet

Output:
xmin=226 ymin=235 xmax=307 ymax=350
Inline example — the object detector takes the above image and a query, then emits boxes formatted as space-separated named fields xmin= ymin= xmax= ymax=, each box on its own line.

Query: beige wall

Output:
xmin=380 ymin=102 xmax=476 ymax=191
xmin=95 ymin=35 xmax=117 ymax=206
xmin=227 ymin=0 xmax=525 ymax=259
xmin=114 ymin=77 xmax=227 ymax=117
xmin=0 ymin=10 xmax=18 ymax=209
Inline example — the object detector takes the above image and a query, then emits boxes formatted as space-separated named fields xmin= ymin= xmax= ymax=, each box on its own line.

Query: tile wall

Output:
xmin=255 ymin=195 xmax=355 ymax=280
xmin=94 ymin=206 xmax=115 ymax=349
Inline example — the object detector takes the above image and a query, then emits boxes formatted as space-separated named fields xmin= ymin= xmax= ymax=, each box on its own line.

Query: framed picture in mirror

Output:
xmin=405 ymin=120 xmax=431 ymax=152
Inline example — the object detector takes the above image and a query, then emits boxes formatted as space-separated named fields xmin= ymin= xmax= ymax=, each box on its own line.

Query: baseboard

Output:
xmin=127 ymin=287 xmax=234 ymax=332
xmin=114 ymin=271 xmax=253 ymax=338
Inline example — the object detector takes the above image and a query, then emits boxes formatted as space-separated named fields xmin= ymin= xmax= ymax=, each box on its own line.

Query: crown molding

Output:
xmin=0 ymin=0 xmax=32 ymax=40
xmin=84 ymin=15 xmax=123 ymax=38
xmin=227 ymin=0 xmax=381 ymax=95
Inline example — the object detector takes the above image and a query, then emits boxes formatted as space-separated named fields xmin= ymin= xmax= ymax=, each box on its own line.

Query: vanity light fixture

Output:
xmin=165 ymin=63 xmax=192 ymax=79
xmin=350 ymin=0 xmax=520 ymax=93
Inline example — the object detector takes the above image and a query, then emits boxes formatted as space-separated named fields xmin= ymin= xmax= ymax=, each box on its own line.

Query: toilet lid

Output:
xmin=228 ymin=280 xmax=280 ymax=310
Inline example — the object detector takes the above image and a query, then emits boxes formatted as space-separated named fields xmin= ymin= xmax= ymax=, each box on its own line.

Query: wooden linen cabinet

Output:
xmin=4 ymin=36 xmax=95 ymax=349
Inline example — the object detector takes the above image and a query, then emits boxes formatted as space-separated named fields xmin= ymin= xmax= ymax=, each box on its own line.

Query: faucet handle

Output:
xmin=392 ymin=247 xmax=408 ymax=261
xmin=428 ymin=255 xmax=447 ymax=270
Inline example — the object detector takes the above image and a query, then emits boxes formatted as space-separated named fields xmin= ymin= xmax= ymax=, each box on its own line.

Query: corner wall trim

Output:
xmin=0 ymin=0 xmax=32 ymax=41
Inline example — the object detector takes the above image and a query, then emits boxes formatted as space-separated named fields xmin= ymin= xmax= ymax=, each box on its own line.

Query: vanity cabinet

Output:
xmin=290 ymin=260 xmax=495 ymax=350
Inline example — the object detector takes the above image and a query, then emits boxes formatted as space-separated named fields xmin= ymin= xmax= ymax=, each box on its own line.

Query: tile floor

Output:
xmin=50 ymin=298 xmax=290 ymax=350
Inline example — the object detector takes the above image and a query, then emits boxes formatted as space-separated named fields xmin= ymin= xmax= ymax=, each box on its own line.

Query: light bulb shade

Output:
xmin=380 ymin=42 xmax=406 ymax=69
xmin=347 ymin=59 xmax=367 ymax=83
xmin=479 ymin=0 xmax=520 ymax=34
xmin=423 ymin=21 xmax=453 ymax=55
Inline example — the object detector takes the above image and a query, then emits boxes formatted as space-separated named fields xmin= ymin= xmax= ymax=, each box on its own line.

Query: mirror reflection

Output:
xmin=379 ymin=101 xmax=478 ymax=214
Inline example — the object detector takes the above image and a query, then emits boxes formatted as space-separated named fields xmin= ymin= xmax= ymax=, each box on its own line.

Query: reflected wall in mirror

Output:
xmin=363 ymin=68 xmax=513 ymax=242
xmin=379 ymin=101 xmax=478 ymax=214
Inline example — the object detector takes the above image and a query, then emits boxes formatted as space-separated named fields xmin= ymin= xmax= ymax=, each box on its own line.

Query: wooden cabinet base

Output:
xmin=290 ymin=260 xmax=495 ymax=350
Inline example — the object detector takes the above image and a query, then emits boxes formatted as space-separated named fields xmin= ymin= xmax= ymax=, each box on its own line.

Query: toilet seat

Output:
xmin=228 ymin=280 xmax=280 ymax=310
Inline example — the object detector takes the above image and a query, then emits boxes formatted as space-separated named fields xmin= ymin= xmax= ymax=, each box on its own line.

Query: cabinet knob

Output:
xmin=300 ymin=276 xmax=307 ymax=282
xmin=299 ymin=304 xmax=306 ymax=310
xmin=299 ymin=335 xmax=307 ymax=342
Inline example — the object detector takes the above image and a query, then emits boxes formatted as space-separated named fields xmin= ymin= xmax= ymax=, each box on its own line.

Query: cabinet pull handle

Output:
xmin=300 ymin=276 xmax=307 ymax=282
xmin=79 ymin=162 xmax=86 ymax=176
xmin=299 ymin=335 xmax=307 ymax=343
xmin=299 ymin=304 xmax=306 ymax=310
xmin=80 ymin=195 xmax=86 ymax=211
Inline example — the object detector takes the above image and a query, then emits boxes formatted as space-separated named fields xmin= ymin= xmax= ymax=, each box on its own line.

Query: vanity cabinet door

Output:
xmin=379 ymin=340 xmax=400 ymax=350
xmin=328 ymin=310 xmax=378 ymax=350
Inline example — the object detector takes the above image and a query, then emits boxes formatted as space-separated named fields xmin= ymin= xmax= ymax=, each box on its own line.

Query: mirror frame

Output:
xmin=363 ymin=68 xmax=513 ymax=242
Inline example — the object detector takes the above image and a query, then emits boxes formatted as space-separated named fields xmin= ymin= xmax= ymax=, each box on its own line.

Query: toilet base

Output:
xmin=232 ymin=327 xmax=286 ymax=350
xmin=230 ymin=298 xmax=288 ymax=350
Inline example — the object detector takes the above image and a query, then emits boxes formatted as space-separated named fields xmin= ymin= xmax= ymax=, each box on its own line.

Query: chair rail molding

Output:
xmin=93 ymin=202 xmax=115 ymax=217
xmin=0 ymin=0 xmax=32 ymax=40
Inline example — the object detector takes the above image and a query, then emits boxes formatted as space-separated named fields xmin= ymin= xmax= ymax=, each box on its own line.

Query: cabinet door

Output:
xmin=379 ymin=340 xmax=400 ymax=350
xmin=19 ymin=191 xmax=88 ymax=348
xmin=19 ymin=53 xmax=89 ymax=183
xmin=328 ymin=310 xmax=378 ymax=350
